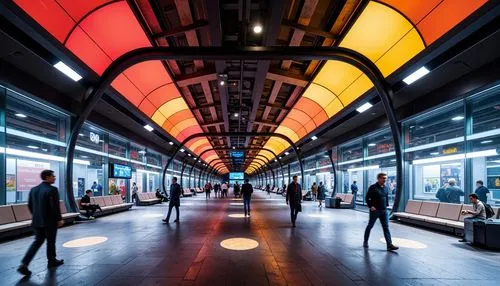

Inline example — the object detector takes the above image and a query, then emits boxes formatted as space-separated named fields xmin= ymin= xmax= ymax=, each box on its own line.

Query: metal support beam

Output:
xmin=153 ymin=20 xmax=209 ymax=38
xmin=281 ymin=19 xmax=337 ymax=40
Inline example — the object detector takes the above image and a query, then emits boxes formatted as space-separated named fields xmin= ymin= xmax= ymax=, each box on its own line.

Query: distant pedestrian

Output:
xmin=204 ymin=182 xmax=212 ymax=199
xmin=131 ymin=182 xmax=138 ymax=203
xmin=163 ymin=177 xmax=181 ymax=224
xmin=363 ymin=172 xmax=399 ymax=251
xmin=317 ymin=182 xmax=326 ymax=207
xmin=474 ymin=180 xmax=490 ymax=203
xmin=351 ymin=181 xmax=359 ymax=198
xmin=242 ymin=179 xmax=254 ymax=217
xmin=286 ymin=176 xmax=302 ymax=228
xmin=435 ymin=183 xmax=449 ymax=202
xmin=445 ymin=179 xmax=464 ymax=204
xmin=266 ymin=184 xmax=271 ymax=196
xmin=18 ymin=170 xmax=65 ymax=276
xmin=214 ymin=183 xmax=220 ymax=198
xmin=221 ymin=182 xmax=228 ymax=198
xmin=311 ymin=182 xmax=318 ymax=201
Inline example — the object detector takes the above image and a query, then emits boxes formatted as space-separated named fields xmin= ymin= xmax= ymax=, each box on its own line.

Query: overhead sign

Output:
xmin=231 ymin=151 xmax=244 ymax=158
xmin=90 ymin=132 xmax=100 ymax=144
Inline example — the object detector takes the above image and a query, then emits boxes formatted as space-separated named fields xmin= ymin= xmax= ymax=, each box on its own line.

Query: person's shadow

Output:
xmin=16 ymin=268 xmax=57 ymax=286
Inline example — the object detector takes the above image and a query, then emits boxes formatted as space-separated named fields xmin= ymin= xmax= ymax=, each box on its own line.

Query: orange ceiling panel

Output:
xmin=293 ymin=98 xmax=327 ymax=122
xmin=281 ymin=118 xmax=305 ymax=134
xmin=122 ymin=61 xmax=172 ymax=95
xmin=65 ymin=26 xmax=111 ymax=75
xmin=173 ymin=118 xmax=198 ymax=133
xmin=78 ymin=1 xmax=151 ymax=60
xmin=286 ymin=110 xmax=314 ymax=128
xmin=111 ymin=74 xmax=145 ymax=106
xmin=138 ymin=99 xmax=156 ymax=117
xmin=14 ymin=0 xmax=75 ymax=42
xmin=186 ymin=138 xmax=209 ymax=152
xmin=168 ymin=110 xmax=196 ymax=127
xmin=56 ymin=0 xmax=113 ymax=22
xmin=378 ymin=0 xmax=442 ymax=25
xmin=177 ymin=126 xmax=203 ymax=142
xmin=145 ymin=84 xmax=181 ymax=108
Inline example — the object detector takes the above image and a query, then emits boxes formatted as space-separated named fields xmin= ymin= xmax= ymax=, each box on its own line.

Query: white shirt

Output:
xmin=221 ymin=183 xmax=228 ymax=190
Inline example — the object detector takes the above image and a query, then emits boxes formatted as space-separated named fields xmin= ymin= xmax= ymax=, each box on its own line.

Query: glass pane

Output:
xmin=366 ymin=129 xmax=394 ymax=156
xmin=470 ymin=85 xmax=500 ymax=134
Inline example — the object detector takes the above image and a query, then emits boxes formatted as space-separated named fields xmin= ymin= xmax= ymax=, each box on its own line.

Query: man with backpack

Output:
xmin=459 ymin=193 xmax=491 ymax=242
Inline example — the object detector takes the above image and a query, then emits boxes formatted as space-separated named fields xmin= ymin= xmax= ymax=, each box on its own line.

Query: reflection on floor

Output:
xmin=1 ymin=191 xmax=499 ymax=285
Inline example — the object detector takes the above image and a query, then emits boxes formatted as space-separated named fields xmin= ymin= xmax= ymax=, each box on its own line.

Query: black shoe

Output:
xmin=162 ymin=219 xmax=169 ymax=224
xmin=292 ymin=223 xmax=296 ymax=228
xmin=459 ymin=239 xmax=467 ymax=242
xmin=47 ymin=259 xmax=64 ymax=268
xmin=387 ymin=245 xmax=399 ymax=251
xmin=363 ymin=242 xmax=369 ymax=248
xmin=17 ymin=265 xmax=31 ymax=276
xmin=174 ymin=219 xmax=179 ymax=223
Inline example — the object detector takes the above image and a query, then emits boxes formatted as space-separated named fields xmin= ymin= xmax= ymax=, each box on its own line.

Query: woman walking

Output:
xmin=311 ymin=182 xmax=318 ymax=201
xmin=317 ymin=182 xmax=326 ymax=207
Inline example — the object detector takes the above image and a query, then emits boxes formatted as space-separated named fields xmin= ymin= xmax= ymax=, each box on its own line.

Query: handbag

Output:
xmin=296 ymin=203 xmax=302 ymax=212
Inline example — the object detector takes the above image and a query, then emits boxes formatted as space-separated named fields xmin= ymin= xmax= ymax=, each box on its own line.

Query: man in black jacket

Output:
xmin=18 ymin=170 xmax=64 ymax=276
xmin=241 ymin=179 xmax=254 ymax=216
xmin=286 ymin=176 xmax=302 ymax=227
xmin=163 ymin=177 xmax=181 ymax=224
xmin=474 ymin=180 xmax=490 ymax=203
xmin=363 ymin=173 xmax=399 ymax=251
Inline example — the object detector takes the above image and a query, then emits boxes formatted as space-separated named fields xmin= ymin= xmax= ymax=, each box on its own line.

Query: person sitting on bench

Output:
xmin=459 ymin=193 xmax=486 ymax=242
xmin=80 ymin=190 xmax=102 ymax=219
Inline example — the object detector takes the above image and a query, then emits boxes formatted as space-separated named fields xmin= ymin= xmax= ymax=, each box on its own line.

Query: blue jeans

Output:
xmin=364 ymin=209 xmax=392 ymax=246
xmin=243 ymin=196 xmax=251 ymax=215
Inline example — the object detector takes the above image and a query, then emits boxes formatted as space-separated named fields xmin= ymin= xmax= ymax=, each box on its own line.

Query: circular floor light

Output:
xmin=230 ymin=203 xmax=244 ymax=206
xmin=379 ymin=237 xmax=427 ymax=249
xmin=307 ymin=214 xmax=328 ymax=218
xmin=228 ymin=214 xmax=246 ymax=218
xmin=220 ymin=238 xmax=259 ymax=251
xmin=142 ymin=214 xmax=163 ymax=218
xmin=63 ymin=236 xmax=108 ymax=248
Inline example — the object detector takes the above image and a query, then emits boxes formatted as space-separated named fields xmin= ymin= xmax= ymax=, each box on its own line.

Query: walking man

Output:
xmin=204 ymin=181 xmax=212 ymax=199
xmin=221 ymin=182 xmax=228 ymax=198
xmin=363 ymin=172 xmax=399 ymax=251
xmin=163 ymin=177 xmax=181 ymax=224
xmin=241 ymin=179 xmax=254 ymax=217
xmin=286 ymin=176 xmax=302 ymax=227
xmin=18 ymin=170 xmax=64 ymax=276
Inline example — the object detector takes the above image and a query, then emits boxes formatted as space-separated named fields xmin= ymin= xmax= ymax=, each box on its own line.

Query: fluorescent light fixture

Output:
xmin=466 ymin=149 xmax=497 ymax=158
xmin=253 ymin=24 xmax=263 ymax=34
xmin=481 ymin=140 xmax=493 ymax=144
xmin=15 ymin=113 xmax=27 ymax=118
xmin=180 ymin=149 xmax=185 ymax=153
xmin=311 ymin=135 xmax=318 ymax=141
xmin=284 ymin=152 xmax=289 ymax=156
xmin=53 ymin=61 xmax=82 ymax=81
xmin=42 ymin=148 xmax=48 ymax=152
xmin=78 ymin=133 xmax=84 ymax=137
xmin=452 ymin=116 xmax=464 ymax=121
xmin=390 ymin=159 xmax=396 ymax=162
xmin=430 ymin=152 xmax=440 ymax=156
xmin=413 ymin=154 xmax=464 ymax=165
xmin=144 ymin=124 xmax=154 ymax=132
xmin=80 ymin=155 xmax=88 ymax=159
xmin=138 ymin=150 xmax=146 ymax=154
xmin=368 ymin=143 xmax=376 ymax=147
xmin=188 ymin=154 xmax=192 ymax=157
xmin=403 ymin=66 xmax=430 ymax=85
xmin=169 ymin=141 xmax=174 ymax=145
xmin=356 ymin=102 xmax=373 ymax=113
xmin=347 ymin=165 xmax=379 ymax=172
xmin=27 ymin=145 xmax=39 ymax=149
xmin=6 ymin=148 xmax=90 ymax=165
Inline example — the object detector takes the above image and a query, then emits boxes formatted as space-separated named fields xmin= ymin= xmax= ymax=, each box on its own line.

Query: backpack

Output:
xmin=484 ymin=203 xmax=495 ymax=219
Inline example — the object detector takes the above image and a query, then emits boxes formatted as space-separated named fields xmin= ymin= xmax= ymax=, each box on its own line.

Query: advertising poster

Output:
xmin=16 ymin=160 xmax=50 ymax=192
xmin=6 ymin=174 xmax=16 ymax=192
xmin=78 ymin=178 xmax=85 ymax=197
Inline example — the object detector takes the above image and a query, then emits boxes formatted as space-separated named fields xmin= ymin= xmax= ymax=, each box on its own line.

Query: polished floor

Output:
xmin=1 ymin=191 xmax=499 ymax=286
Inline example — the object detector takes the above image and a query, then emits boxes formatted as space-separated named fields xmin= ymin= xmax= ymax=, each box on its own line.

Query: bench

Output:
xmin=76 ymin=195 xmax=134 ymax=215
xmin=135 ymin=193 xmax=161 ymax=206
xmin=183 ymin=188 xmax=193 ymax=197
xmin=334 ymin=193 xmax=355 ymax=209
xmin=0 ymin=201 xmax=79 ymax=240
xmin=393 ymin=200 xmax=500 ymax=235
xmin=195 ymin=188 xmax=204 ymax=193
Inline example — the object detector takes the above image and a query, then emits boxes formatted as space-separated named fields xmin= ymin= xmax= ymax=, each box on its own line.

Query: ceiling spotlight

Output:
xmin=253 ymin=24 xmax=263 ymax=34
xmin=284 ymin=152 xmax=289 ymax=156
xmin=219 ymin=80 xmax=225 ymax=86
xmin=234 ymin=113 xmax=239 ymax=117
xmin=169 ymin=142 xmax=174 ymax=145
xmin=218 ymin=74 xmax=228 ymax=87
xmin=144 ymin=124 xmax=154 ymax=132
xmin=180 ymin=148 xmax=185 ymax=153
xmin=188 ymin=154 xmax=192 ymax=157
xmin=15 ymin=113 xmax=27 ymax=118
xmin=311 ymin=135 xmax=318 ymax=141
xmin=27 ymin=145 xmax=39 ymax=149
xmin=232 ymin=146 xmax=236 ymax=149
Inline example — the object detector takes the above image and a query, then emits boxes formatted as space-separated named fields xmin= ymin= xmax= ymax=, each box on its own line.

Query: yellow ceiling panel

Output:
xmin=376 ymin=28 xmax=425 ymax=76
xmin=324 ymin=98 xmax=344 ymax=118
xmin=186 ymin=138 xmax=208 ymax=151
xmin=157 ymin=97 xmax=188 ymax=119
xmin=275 ymin=126 xmax=300 ymax=143
xmin=169 ymin=126 xmax=181 ymax=138
xmin=151 ymin=110 xmax=166 ymax=127
xmin=313 ymin=61 xmax=364 ymax=97
xmin=339 ymin=1 xmax=413 ymax=62
xmin=173 ymin=118 xmax=198 ymax=131
xmin=337 ymin=74 xmax=373 ymax=107
xmin=302 ymin=83 xmax=337 ymax=109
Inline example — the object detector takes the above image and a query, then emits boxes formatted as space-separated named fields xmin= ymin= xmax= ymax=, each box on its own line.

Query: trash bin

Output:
xmin=473 ymin=220 xmax=486 ymax=245
xmin=464 ymin=218 xmax=474 ymax=242
xmin=484 ymin=219 xmax=500 ymax=249
xmin=325 ymin=198 xmax=334 ymax=208
xmin=334 ymin=197 xmax=342 ymax=208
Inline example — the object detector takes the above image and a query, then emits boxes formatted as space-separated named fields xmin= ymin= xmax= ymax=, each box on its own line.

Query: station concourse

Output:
xmin=0 ymin=0 xmax=500 ymax=285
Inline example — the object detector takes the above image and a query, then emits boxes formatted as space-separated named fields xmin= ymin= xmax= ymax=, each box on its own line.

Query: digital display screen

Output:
xmin=229 ymin=172 xmax=244 ymax=180
xmin=110 ymin=163 xmax=132 ymax=179
xmin=231 ymin=151 xmax=244 ymax=158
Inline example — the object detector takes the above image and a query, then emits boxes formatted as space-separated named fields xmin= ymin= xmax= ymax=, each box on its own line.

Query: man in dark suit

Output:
xmin=286 ymin=176 xmax=302 ymax=227
xmin=241 ymin=179 xmax=254 ymax=217
xmin=163 ymin=177 xmax=181 ymax=224
xmin=18 ymin=170 xmax=64 ymax=276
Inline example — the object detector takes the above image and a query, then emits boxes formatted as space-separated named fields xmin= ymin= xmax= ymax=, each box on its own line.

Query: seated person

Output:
xmin=155 ymin=188 xmax=168 ymax=202
xmin=459 ymin=193 xmax=486 ymax=242
xmin=80 ymin=190 xmax=102 ymax=219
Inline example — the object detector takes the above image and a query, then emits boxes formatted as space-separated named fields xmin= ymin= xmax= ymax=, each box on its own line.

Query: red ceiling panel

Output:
xmin=168 ymin=110 xmax=196 ymax=127
xmin=65 ymin=26 xmax=111 ymax=75
xmin=56 ymin=0 xmax=113 ymax=22
xmin=122 ymin=61 xmax=173 ymax=95
xmin=145 ymin=84 xmax=181 ymax=108
xmin=111 ymin=74 xmax=145 ymax=106
xmin=138 ymin=98 xmax=156 ymax=117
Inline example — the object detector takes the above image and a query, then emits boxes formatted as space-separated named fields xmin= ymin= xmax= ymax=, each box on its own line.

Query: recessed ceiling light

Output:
xmin=138 ymin=150 xmax=146 ymax=154
xmin=403 ymin=66 xmax=430 ymax=85
xmin=356 ymin=102 xmax=373 ymax=113
xmin=81 ymin=155 xmax=88 ymax=158
xmin=274 ymin=159 xmax=278 ymax=162
xmin=53 ymin=61 xmax=82 ymax=81
xmin=15 ymin=113 xmax=27 ymax=118
xmin=27 ymin=145 xmax=39 ymax=149
xmin=452 ymin=116 xmax=464 ymax=121
xmin=430 ymin=152 xmax=440 ymax=156
xmin=188 ymin=154 xmax=192 ymax=157
xmin=311 ymin=135 xmax=318 ymax=141
xmin=284 ymin=152 xmax=289 ymax=155
xmin=144 ymin=124 xmax=154 ymax=132
xmin=253 ymin=24 xmax=263 ymax=34
xmin=234 ymin=113 xmax=239 ymax=117
xmin=279 ymin=157 xmax=282 ymax=160
xmin=368 ymin=143 xmax=376 ymax=147
xmin=481 ymin=140 xmax=493 ymax=144
xmin=169 ymin=141 xmax=174 ymax=145
xmin=219 ymin=80 xmax=225 ymax=86
xmin=232 ymin=146 xmax=236 ymax=149
xmin=180 ymin=149 xmax=185 ymax=153
xmin=78 ymin=133 xmax=84 ymax=137
xmin=42 ymin=148 xmax=48 ymax=152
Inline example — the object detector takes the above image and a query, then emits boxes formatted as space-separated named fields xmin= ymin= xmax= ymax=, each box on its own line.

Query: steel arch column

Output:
xmin=328 ymin=149 xmax=338 ymax=197
xmin=65 ymin=46 xmax=401 ymax=213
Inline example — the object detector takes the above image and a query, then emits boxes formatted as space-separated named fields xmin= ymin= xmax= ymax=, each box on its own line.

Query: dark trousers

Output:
xmin=165 ymin=203 xmax=180 ymax=222
xmin=22 ymin=226 xmax=57 ymax=265
xmin=364 ymin=210 xmax=392 ymax=246
xmin=82 ymin=204 xmax=100 ymax=217
xmin=243 ymin=196 xmax=251 ymax=215
xmin=205 ymin=191 xmax=210 ymax=199
xmin=290 ymin=206 xmax=299 ymax=224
